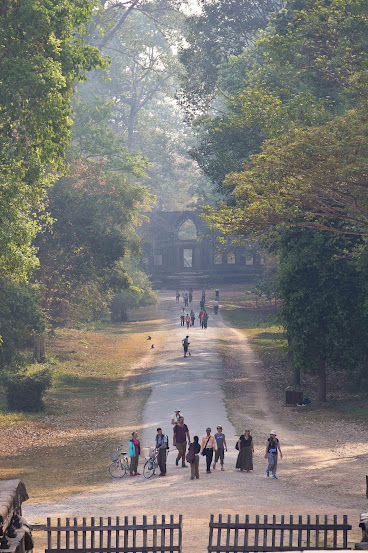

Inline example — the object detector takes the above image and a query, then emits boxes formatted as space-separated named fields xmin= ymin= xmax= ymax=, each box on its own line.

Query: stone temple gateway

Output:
xmin=140 ymin=210 xmax=264 ymax=287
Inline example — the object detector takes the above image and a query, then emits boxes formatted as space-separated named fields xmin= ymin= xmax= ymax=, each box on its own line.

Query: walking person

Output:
xmin=201 ymin=288 xmax=206 ymax=304
xmin=202 ymin=310 xmax=209 ymax=329
xmin=185 ymin=313 xmax=191 ymax=329
xmin=182 ymin=335 xmax=190 ymax=357
xmin=155 ymin=428 xmax=168 ymax=476
xmin=187 ymin=436 xmax=201 ymax=480
xmin=190 ymin=309 xmax=195 ymax=326
xmin=213 ymin=299 xmax=219 ymax=315
xmin=189 ymin=289 xmax=193 ymax=303
xmin=183 ymin=290 xmax=189 ymax=307
xmin=129 ymin=431 xmax=141 ymax=476
xmin=200 ymin=298 xmax=205 ymax=310
xmin=176 ymin=290 xmax=180 ymax=302
xmin=213 ymin=425 xmax=227 ymax=471
xmin=180 ymin=307 xmax=185 ymax=327
xmin=265 ymin=430 xmax=282 ymax=479
xmin=200 ymin=427 xmax=217 ymax=473
xmin=236 ymin=429 xmax=254 ymax=472
xmin=199 ymin=309 xmax=204 ymax=326
xmin=171 ymin=409 xmax=183 ymax=425
xmin=173 ymin=416 xmax=190 ymax=468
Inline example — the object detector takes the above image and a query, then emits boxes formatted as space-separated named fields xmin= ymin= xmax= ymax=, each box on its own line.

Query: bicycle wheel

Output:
xmin=109 ymin=460 xmax=127 ymax=478
xmin=143 ymin=459 xmax=156 ymax=479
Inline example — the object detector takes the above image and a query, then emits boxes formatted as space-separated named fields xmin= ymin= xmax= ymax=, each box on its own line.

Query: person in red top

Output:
xmin=185 ymin=313 xmax=191 ymax=329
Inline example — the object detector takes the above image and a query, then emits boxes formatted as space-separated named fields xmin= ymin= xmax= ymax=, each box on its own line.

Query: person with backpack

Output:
xmin=155 ymin=427 xmax=168 ymax=476
xmin=182 ymin=335 xmax=190 ymax=357
xmin=187 ymin=436 xmax=201 ymax=480
xmin=265 ymin=430 xmax=283 ymax=479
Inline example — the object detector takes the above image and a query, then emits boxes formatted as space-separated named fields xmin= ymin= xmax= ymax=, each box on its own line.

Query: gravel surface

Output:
xmin=24 ymin=293 xmax=368 ymax=552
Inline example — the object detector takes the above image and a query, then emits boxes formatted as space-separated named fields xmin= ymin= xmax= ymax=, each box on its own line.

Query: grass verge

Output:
xmin=0 ymin=304 xmax=164 ymax=501
xmin=219 ymin=289 xmax=368 ymax=427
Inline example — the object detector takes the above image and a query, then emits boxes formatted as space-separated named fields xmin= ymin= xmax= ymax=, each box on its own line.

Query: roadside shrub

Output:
xmin=2 ymin=368 xmax=52 ymax=412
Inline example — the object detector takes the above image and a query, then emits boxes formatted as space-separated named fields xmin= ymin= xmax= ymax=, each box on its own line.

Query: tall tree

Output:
xmin=0 ymin=0 xmax=105 ymax=280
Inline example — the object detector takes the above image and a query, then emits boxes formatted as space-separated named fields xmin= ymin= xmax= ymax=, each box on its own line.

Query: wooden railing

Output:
xmin=208 ymin=514 xmax=352 ymax=552
xmin=44 ymin=516 xmax=183 ymax=553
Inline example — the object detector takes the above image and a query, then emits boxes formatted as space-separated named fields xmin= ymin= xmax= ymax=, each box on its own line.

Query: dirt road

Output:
xmin=24 ymin=294 xmax=368 ymax=551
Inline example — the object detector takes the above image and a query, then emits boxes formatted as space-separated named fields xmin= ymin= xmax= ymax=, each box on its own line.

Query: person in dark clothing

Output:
xmin=202 ymin=310 xmax=209 ymax=329
xmin=173 ymin=416 xmax=190 ymax=467
xmin=188 ymin=436 xmax=201 ymax=479
xmin=182 ymin=335 xmax=190 ymax=357
xmin=155 ymin=427 xmax=168 ymax=476
xmin=236 ymin=429 xmax=254 ymax=472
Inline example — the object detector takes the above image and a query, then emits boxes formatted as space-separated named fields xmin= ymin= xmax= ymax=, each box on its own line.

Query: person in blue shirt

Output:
xmin=155 ymin=428 xmax=168 ymax=476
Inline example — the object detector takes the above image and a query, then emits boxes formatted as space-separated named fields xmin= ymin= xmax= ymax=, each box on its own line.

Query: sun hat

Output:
xmin=270 ymin=430 xmax=277 ymax=435
xmin=175 ymin=409 xmax=181 ymax=412
xmin=217 ymin=425 xmax=222 ymax=429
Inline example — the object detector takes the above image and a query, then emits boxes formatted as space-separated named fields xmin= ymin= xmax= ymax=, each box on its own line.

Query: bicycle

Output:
xmin=109 ymin=445 xmax=130 ymax=478
xmin=143 ymin=447 xmax=160 ymax=479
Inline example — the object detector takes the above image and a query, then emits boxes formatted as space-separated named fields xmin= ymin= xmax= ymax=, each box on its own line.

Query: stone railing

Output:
xmin=0 ymin=480 xmax=31 ymax=553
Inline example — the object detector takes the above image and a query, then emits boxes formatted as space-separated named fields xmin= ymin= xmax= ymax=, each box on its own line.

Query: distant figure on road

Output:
xmin=171 ymin=409 xmax=183 ymax=425
xmin=201 ymin=288 xmax=206 ymax=304
xmin=173 ymin=416 xmax=190 ymax=468
xmin=176 ymin=290 xmax=180 ymax=302
xmin=200 ymin=299 xmax=205 ymax=310
xmin=213 ymin=299 xmax=219 ymax=315
xmin=187 ymin=436 xmax=201 ymax=480
xmin=213 ymin=425 xmax=227 ymax=471
xmin=185 ymin=313 xmax=191 ymax=329
xmin=189 ymin=289 xmax=193 ymax=303
xmin=265 ymin=430 xmax=282 ymax=479
xmin=202 ymin=310 xmax=209 ymax=329
xmin=183 ymin=290 xmax=189 ymax=307
xmin=129 ymin=431 xmax=141 ymax=476
xmin=236 ymin=429 xmax=254 ymax=472
xmin=200 ymin=427 xmax=217 ymax=473
xmin=180 ymin=307 xmax=185 ymax=327
xmin=182 ymin=335 xmax=190 ymax=357
xmin=190 ymin=309 xmax=195 ymax=326
xmin=199 ymin=309 xmax=204 ymax=326
xmin=155 ymin=427 xmax=168 ymax=476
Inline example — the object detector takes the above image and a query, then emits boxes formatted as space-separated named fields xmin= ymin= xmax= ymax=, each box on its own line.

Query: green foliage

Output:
xmin=0 ymin=278 xmax=45 ymax=371
xmin=278 ymin=229 xmax=368 ymax=398
xmin=2 ymin=367 xmax=51 ymax=412
xmin=0 ymin=0 xmax=106 ymax=279
xmin=111 ymin=260 xmax=157 ymax=321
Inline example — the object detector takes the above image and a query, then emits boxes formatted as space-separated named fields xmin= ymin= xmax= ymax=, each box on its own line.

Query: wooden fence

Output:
xmin=208 ymin=514 xmax=352 ymax=552
xmin=44 ymin=516 xmax=182 ymax=553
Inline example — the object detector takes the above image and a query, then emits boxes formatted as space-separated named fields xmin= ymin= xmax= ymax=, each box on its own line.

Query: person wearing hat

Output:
xmin=173 ymin=416 xmax=190 ymax=468
xmin=213 ymin=425 xmax=227 ymax=471
xmin=171 ymin=409 xmax=184 ymax=425
xmin=265 ymin=430 xmax=283 ymax=479
xmin=200 ymin=427 xmax=217 ymax=473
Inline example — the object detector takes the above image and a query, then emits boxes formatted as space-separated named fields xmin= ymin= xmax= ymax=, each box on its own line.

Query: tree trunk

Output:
xmin=34 ymin=334 xmax=46 ymax=363
xmin=318 ymin=358 xmax=327 ymax=401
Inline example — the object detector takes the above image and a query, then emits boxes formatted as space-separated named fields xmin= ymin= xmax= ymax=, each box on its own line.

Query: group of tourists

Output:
xmin=126 ymin=410 xmax=283 ymax=479
xmin=176 ymin=289 xmax=193 ymax=306
xmin=180 ymin=308 xmax=210 ymax=330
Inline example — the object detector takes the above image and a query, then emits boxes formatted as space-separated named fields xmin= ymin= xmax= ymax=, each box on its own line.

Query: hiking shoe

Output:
xmin=206 ymin=470 xmax=211 ymax=473
xmin=182 ymin=464 xmax=188 ymax=468
xmin=213 ymin=463 xmax=216 ymax=470
xmin=273 ymin=475 xmax=278 ymax=479
xmin=266 ymin=471 xmax=269 ymax=477
xmin=221 ymin=466 xmax=224 ymax=471
xmin=176 ymin=459 xmax=179 ymax=466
